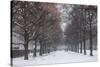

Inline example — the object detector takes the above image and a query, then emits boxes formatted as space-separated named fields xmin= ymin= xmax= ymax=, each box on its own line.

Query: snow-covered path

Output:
xmin=13 ymin=50 xmax=97 ymax=66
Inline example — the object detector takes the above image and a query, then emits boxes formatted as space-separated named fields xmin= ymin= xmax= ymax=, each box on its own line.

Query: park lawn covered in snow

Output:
xmin=12 ymin=50 xmax=97 ymax=66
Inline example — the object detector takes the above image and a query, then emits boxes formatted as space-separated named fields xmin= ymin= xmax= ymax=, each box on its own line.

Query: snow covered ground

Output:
xmin=12 ymin=50 xmax=97 ymax=66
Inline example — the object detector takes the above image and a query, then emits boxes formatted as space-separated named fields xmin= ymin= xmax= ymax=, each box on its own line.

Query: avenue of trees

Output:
xmin=11 ymin=1 xmax=97 ymax=62
xmin=11 ymin=1 xmax=63 ymax=60
xmin=64 ymin=5 xmax=97 ymax=56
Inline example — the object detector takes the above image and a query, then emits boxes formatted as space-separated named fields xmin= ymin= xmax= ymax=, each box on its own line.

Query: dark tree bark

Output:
xmin=24 ymin=42 xmax=28 ymax=60
xmin=83 ymin=30 xmax=86 ymax=55
xmin=77 ymin=44 xmax=80 ymax=53
xmin=89 ymin=11 xmax=93 ymax=56
xmin=79 ymin=30 xmax=83 ymax=53
xmin=44 ymin=41 xmax=47 ymax=53
xmin=34 ymin=40 xmax=37 ymax=57
xmin=80 ymin=40 xmax=83 ymax=53
xmin=24 ymin=30 xmax=29 ymax=60
xmin=90 ymin=26 xmax=93 ymax=56
xmin=39 ymin=40 xmax=43 ymax=56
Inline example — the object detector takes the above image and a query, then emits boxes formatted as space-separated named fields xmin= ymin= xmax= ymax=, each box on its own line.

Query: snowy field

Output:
xmin=12 ymin=50 xmax=97 ymax=66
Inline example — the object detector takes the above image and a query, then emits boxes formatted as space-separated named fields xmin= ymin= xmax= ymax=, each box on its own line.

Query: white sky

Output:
xmin=61 ymin=22 xmax=66 ymax=32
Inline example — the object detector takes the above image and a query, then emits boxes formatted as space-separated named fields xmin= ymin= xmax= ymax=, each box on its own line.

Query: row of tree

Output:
xmin=11 ymin=1 xmax=97 ymax=62
xmin=11 ymin=1 xmax=63 ymax=60
xmin=64 ymin=5 xmax=97 ymax=56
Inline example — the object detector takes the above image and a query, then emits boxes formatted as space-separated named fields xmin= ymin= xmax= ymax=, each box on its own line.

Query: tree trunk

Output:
xmin=24 ymin=31 xmax=29 ymax=60
xmin=83 ymin=29 xmax=86 ymax=55
xmin=77 ymin=44 xmax=80 ymax=53
xmin=39 ymin=40 xmax=43 ymax=56
xmin=34 ymin=40 xmax=37 ymax=57
xmin=79 ymin=31 xmax=83 ymax=53
xmin=44 ymin=41 xmax=47 ymax=53
xmin=82 ymin=11 xmax=86 ymax=55
xmin=75 ymin=44 xmax=77 ymax=52
xmin=42 ymin=41 xmax=45 ymax=54
xmin=83 ymin=39 xmax=86 ymax=55
xmin=80 ymin=40 xmax=83 ymax=53
xmin=83 ymin=30 xmax=86 ymax=55
xmin=89 ymin=11 xmax=93 ymax=56
xmin=90 ymin=30 xmax=93 ymax=56
xmin=24 ymin=42 xmax=28 ymax=60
